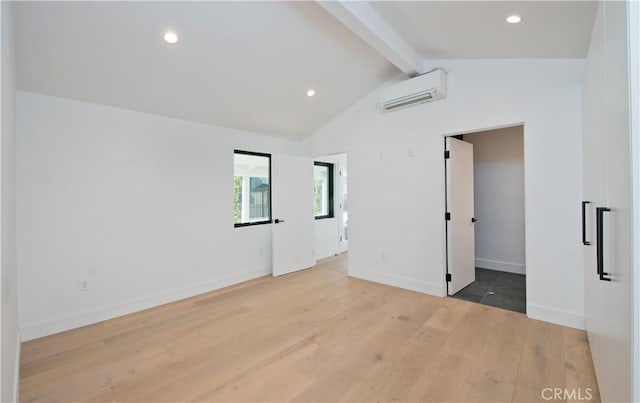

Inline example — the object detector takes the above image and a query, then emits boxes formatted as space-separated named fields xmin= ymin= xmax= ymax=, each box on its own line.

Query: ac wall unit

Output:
xmin=379 ymin=68 xmax=447 ymax=111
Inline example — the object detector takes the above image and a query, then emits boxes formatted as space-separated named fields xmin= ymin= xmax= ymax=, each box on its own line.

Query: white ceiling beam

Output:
xmin=317 ymin=1 xmax=425 ymax=76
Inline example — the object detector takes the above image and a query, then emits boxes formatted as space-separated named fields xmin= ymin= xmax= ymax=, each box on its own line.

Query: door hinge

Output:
xmin=445 ymin=212 xmax=451 ymax=221
xmin=444 ymin=150 xmax=450 ymax=159
xmin=446 ymin=273 xmax=452 ymax=282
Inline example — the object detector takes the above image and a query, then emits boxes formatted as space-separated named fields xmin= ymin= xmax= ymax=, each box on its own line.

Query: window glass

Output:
xmin=314 ymin=162 xmax=334 ymax=219
xmin=234 ymin=151 xmax=271 ymax=226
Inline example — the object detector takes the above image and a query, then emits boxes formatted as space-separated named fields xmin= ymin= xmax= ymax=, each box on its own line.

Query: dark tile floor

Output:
xmin=451 ymin=268 xmax=526 ymax=313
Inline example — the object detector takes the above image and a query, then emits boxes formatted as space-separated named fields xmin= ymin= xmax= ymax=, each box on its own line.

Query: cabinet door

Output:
xmin=583 ymin=3 xmax=632 ymax=402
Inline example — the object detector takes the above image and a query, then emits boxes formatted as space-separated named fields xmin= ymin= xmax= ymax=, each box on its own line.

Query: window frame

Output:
xmin=314 ymin=161 xmax=334 ymax=220
xmin=234 ymin=150 xmax=273 ymax=228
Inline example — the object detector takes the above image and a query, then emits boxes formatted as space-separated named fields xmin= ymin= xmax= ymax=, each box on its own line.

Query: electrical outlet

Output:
xmin=408 ymin=148 xmax=415 ymax=158
xmin=79 ymin=280 xmax=88 ymax=291
xmin=381 ymin=252 xmax=387 ymax=261
xmin=259 ymin=247 xmax=264 ymax=255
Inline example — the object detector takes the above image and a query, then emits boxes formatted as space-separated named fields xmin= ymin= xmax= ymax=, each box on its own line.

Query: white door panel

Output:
xmin=582 ymin=2 xmax=633 ymax=401
xmin=272 ymin=154 xmax=315 ymax=276
xmin=446 ymin=137 xmax=476 ymax=295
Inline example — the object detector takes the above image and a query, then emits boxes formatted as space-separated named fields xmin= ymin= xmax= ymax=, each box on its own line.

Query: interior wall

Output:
xmin=313 ymin=153 xmax=346 ymax=260
xmin=1 ymin=2 xmax=20 ymax=401
xmin=16 ymin=91 xmax=303 ymax=340
xmin=464 ymin=126 xmax=525 ymax=274
xmin=304 ymin=59 xmax=585 ymax=329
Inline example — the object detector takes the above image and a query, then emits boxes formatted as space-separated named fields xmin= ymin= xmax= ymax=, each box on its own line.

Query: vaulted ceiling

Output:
xmin=13 ymin=1 xmax=598 ymax=140
xmin=371 ymin=1 xmax=598 ymax=59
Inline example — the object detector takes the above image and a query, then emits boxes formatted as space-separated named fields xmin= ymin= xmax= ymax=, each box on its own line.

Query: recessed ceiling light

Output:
xmin=506 ymin=15 xmax=522 ymax=24
xmin=306 ymin=89 xmax=316 ymax=97
xmin=164 ymin=31 xmax=178 ymax=44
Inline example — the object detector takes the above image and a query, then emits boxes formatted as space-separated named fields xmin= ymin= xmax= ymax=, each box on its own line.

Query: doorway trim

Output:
xmin=312 ymin=152 xmax=348 ymax=259
xmin=441 ymin=122 xmax=527 ymax=306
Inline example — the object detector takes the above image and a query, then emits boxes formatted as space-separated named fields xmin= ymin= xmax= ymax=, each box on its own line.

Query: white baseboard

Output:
xmin=21 ymin=266 xmax=271 ymax=341
xmin=315 ymin=250 xmax=338 ymax=260
xmin=348 ymin=267 xmax=445 ymax=297
xmin=527 ymin=303 xmax=585 ymax=330
xmin=475 ymin=258 xmax=526 ymax=275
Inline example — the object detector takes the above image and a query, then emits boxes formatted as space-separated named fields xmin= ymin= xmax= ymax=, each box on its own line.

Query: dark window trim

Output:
xmin=234 ymin=150 xmax=273 ymax=228
xmin=314 ymin=161 xmax=334 ymax=220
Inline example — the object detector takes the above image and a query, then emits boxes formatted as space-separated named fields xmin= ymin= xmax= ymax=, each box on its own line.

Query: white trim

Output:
xmin=349 ymin=267 xmax=445 ymax=297
xmin=628 ymin=0 xmax=640 ymax=400
xmin=13 ymin=329 xmax=21 ymax=403
xmin=315 ymin=251 xmax=338 ymax=260
xmin=21 ymin=266 xmax=271 ymax=341
xmin=527 ymin=303 xmax=585 ymax=330
xmin=475 ymin=258 xmax=526 ymax=275
xmin=441 ymin=121 xmax=525 ymax=139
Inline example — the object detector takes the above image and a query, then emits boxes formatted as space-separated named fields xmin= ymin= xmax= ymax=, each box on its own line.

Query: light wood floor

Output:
xmin=20 ymin=254 xmax=600 ymax=402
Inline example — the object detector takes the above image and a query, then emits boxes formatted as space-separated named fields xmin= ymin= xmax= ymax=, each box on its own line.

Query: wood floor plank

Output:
xmin=563 ymin=327 xmax=601 ymax=403
xmin=512 ymin=319 xmax=570 ymax=402
xmin=291 ymin=292 xmax=435 ymax=402
xmin=441 ymin=303 xmax=500 ymax=359
xmin=22 ymin=349 xmax=171 ymax=403
xmin=342 ymin=316 xmax=450 ymax=402
xmin=424 ymin=296 xmax=471 ymax=333
xmin=20 ymin=254 xmax=601 ymax=402
xmin=70 ymin=385 xmax=118 ymax=403
xmin=458 ymin=308 xmax=529 ymax=402
xmin=20 ymin=345 xmax=170 ymax=402
xmin=406 ymin=348 xmax=476 ymax=402
xmin=194 ymin=339 xmax=319 ymax=402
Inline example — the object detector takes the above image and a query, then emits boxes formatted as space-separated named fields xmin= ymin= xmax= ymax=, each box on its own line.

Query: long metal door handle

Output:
xmin=596 ymin=207 xmax=611 ymax=281
xmin=582 ymin=201 xmax=591 ymax=245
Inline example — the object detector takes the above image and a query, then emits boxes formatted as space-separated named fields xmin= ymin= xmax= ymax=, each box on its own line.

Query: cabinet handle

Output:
xmin=596 ymin=207 xmax=612 ymax=281
xmin=582 ymin=201 xmax=591 ymax=245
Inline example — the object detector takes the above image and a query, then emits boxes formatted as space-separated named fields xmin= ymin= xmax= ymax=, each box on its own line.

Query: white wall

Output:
xmin=305 ymin=59 xmax=585 ymax=329
xmin=465 ymin=126 xmax=525 ymax=274
xmin=1 ymin=2 xmax=20 ymax=401
xmin=313 ymin=154 xmax=346 ymax=259
xmin=16 ymin=91 xmax=303 ymax=340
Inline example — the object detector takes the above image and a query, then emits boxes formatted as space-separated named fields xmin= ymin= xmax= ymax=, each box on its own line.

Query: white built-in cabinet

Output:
xmin=582 ymin=2 xmax=633 ymax=402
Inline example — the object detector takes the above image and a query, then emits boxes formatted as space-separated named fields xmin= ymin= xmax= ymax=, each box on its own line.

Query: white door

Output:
xmin=446 ymin=137 xmax=476 ymax=295
xmin=582 ymin=2 xmax=633 ymax=401
xmin=271 ymin=154 xmax=315 ymax=276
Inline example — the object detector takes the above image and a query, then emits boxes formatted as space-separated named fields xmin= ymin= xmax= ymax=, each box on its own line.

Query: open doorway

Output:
xmin=445 ymin=125 xmax=526 ymax=313
xmin=313 ymin=153 xmax=348 ymax=260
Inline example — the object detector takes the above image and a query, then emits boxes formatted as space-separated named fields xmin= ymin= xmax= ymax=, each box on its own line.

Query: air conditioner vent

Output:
xmin=379 ymin=69 xmax=447 ymax=112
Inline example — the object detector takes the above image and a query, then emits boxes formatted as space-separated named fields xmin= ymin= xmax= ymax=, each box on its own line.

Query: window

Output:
xmin=314 ymin=162 xmax=334 ymax=219
xmin=234 ymin=151 xmax=271 ymax=226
